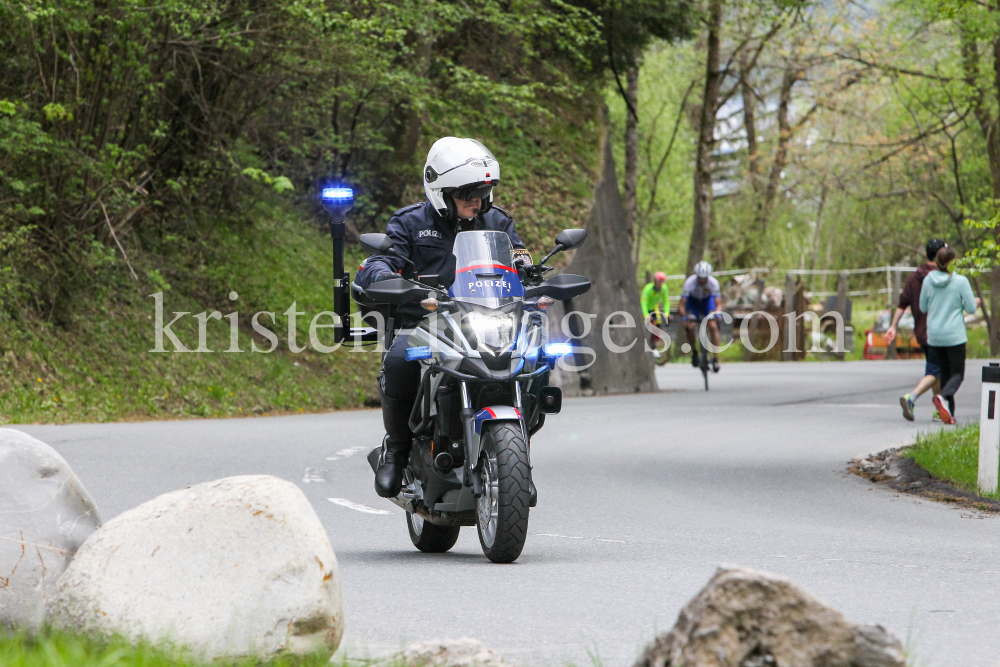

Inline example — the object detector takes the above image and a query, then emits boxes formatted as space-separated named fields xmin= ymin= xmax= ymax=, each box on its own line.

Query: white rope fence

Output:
xmin=656 ymin=265 xmax=993 ymax=301
xmin=661 ymin=265 xmax=993 ymax=280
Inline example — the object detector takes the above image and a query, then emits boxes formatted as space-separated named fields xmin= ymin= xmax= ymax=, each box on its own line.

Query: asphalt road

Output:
xmin=15 ymin=360 xmax=1000 ymax=667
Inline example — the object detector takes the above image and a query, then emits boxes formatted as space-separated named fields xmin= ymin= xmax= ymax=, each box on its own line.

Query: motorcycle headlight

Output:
xmin=467 ymin=311 xmax=517 ymax=352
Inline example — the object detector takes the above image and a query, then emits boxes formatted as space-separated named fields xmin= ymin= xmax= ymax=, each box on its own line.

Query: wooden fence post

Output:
xmin=783 ymin=272 xmax=795 ymax=361
xmin=835 ymin=271 xmax=848 ymax=360
xmin=744 ymin=276 xmax=766 ymax=361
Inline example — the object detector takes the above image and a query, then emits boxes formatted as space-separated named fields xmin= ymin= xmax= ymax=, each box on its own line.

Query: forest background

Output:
xmin=2 ymin=0 xmax=1000 ymax=422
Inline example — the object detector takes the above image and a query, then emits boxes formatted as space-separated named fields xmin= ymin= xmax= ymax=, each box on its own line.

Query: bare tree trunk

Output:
xmin=686 ymin=0 xmax=723 ymax=275
xmin=962 ymin=20 xmax=1000 ymax=354
xmin=807 ymin=179 xmax=829 ymax=280
xmin=741 ymin=55 xmax=761 ymax=197
xmin=730 ymin=56 xmax=759 ymax=269
xmin=990 ymin=22 xmax=1000 ymax=355
xmin=624 ymin=66 xmax=639 ymax=241
xmin=390 ymin=35 xmax=432 ymax=165
xmin=747 ymin=66 xmax=795 ymax=263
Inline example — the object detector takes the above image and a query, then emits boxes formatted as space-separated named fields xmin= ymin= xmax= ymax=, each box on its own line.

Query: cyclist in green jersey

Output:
xmin=641 ymin=272 xmax=670 ymax=358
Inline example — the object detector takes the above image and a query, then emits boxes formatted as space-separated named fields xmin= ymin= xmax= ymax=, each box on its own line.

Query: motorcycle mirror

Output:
xmin=554 ymin=228 xmax=587 ymax=250
xmin=359 ymin=233 xmax=394 ymax=256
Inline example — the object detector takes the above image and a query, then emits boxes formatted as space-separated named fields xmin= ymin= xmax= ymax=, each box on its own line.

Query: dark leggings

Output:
xmin=931 ymin=343 xmax=966 ymax=415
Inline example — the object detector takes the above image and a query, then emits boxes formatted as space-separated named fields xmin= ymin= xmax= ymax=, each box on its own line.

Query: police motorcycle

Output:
xmin=354 ymin=228 xmax=590 ymax=563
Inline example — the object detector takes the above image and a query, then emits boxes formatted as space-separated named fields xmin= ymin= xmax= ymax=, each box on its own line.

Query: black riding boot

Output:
xmin=375 ymin=435 xmax=412 ymax=498
xmin=375 ymin=391 xmax=413 ymax=498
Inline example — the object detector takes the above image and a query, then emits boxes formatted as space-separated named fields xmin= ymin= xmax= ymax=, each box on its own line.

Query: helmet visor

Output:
xmin=450 ymin=183 xmax=494 ymax=201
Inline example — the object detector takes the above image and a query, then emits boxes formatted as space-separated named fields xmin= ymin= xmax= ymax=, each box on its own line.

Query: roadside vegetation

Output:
xmin=0 ymin=629 xmax=335 ymax=667
xmin=7 ymin=0 xmax=1000 ymax=425
xmin=0 ymin=199 xmax=384 ymax=424
xmin=0 ymin=0 xmax=622 ymax=424
xmin=904 ymin=423 xmax=1000 ymax=501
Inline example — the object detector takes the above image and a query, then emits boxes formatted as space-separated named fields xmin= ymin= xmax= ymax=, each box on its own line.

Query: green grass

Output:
xmin=0 ymin=202 xmax=382 ymax=425
xmin=904 ymin=423 xmax=1000 ymax=501
xmin=0 ymin=628 xmax=338 ymax=667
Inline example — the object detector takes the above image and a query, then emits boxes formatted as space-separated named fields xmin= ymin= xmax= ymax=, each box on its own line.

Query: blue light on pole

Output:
xmin=322 ymin=187 xmax=354 ymax=217
xmin=322 ymin=187 xmax=354 ymax=201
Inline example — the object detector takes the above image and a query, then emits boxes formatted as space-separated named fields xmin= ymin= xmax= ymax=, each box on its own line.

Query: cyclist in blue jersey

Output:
xmin=678 ymin=260 xmax=722 ymax=372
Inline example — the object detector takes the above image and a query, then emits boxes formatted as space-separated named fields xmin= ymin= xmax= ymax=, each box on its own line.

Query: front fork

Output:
xmin=460 ymin=380 xmax=530 ymax=498
xmin=460 ymin=381 xmax=483 ymax=496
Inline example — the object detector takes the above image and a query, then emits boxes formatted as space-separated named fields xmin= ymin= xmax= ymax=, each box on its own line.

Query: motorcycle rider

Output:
xmin=356 ymin=137 xmax=529 ymax=498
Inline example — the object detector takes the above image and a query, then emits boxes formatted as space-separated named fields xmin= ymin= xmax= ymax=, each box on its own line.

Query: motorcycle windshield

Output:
xmin=449 ymin=231 xmax=524 ymax=307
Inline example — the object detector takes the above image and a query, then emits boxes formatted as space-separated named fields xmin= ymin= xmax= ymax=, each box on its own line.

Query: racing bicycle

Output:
xmin=648 ymin=310 xmax=671 ymax=366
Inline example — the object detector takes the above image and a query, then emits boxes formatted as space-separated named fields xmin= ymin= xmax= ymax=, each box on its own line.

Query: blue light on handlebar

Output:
xmin=322 ymin=187 xmax=354 ymax=201
xmin=543 ymin=342 xmax=573 ymax=357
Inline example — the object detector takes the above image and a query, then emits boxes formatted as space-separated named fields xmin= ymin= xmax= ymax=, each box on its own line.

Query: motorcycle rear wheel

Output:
xmin=476 ymin=422 xmax=531 ymax=563
xmin=407 ymin=511 xmax=460 ymax=553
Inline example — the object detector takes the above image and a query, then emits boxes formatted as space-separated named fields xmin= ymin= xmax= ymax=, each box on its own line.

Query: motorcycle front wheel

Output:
xmin=476 ymin=422 xmax=531 ymax=563
xmin=407 ymin=511 xmax=460 ymax=553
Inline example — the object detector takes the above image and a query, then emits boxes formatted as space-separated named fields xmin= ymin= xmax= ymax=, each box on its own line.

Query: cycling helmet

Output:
xmin=654 ymin=271 xmax=667 ymax=282
xmin=694 ymin=261 xmax=712 ymax=278
xmin=926 ymin=238 xmax=947 ymax=261
xmin=423 ymin=137 xmax=500 ymax=222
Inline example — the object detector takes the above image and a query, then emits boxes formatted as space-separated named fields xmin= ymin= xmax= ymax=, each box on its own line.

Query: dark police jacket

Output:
xmin=356 ymin=201 xmax=526 ymax=327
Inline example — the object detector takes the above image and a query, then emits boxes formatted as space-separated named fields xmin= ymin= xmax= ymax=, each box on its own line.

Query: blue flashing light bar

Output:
xmin=405 ymin=346 xmax=433 ymax=361
xmin=543 ymin=342 xmax=573 ymax=357
xmin=322 ymin=187 xmax=354 ymax=201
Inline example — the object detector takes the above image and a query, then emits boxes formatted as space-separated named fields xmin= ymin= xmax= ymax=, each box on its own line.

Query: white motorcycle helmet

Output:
xmin=423 ymin=137 xmax=500 ymax=221
xmin=694 ymin=260 xmax=712 ymax=278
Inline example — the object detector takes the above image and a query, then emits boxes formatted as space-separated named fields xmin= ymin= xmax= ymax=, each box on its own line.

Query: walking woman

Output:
xmin=919 ymin=246 xmax=979 ymax=424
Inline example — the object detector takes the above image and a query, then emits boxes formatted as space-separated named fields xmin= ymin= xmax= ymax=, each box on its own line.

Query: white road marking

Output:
xmin=328 ymin=498 xmax=393 ymax=515
xmin=813 ymin=403 xmax=893 ymax=408
xmin=326 ymin=446 xmax=366 ymax=461
xmin=303 ymin=467 xmax=326 ymax=483
xmin=534 ymin=532 xmax=625 ymax=544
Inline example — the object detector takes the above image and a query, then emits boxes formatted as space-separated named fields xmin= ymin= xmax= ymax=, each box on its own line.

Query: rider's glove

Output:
xmin=372 ymin=272 xmax=397 ymax=284
xmin=514 ymin=257 xmax=528 ymax=283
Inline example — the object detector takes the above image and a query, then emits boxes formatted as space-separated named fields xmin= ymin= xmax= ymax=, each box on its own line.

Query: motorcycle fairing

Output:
xmin=474 ymin=406 xmax=522 ymax=434
xmin=449 ymin=231 xmax=525 ymax=307
xmin=450 ymin=265 xmax=524 ymax=302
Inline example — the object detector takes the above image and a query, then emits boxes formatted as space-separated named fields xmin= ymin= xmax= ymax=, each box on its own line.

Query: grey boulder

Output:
xmin=47 ymin=474 xmax=343 ymax=660
xmin=0 ymin=427 xmax=101 ymax=630
xmin=633 ymin=566 xmax=906 ymax=667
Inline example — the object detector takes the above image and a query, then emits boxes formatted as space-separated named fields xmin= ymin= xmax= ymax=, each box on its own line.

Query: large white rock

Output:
xmin=48 ymin=475 xmax=343 ymax=660
xmin=0 ymin=428 xmax=101 ymax=630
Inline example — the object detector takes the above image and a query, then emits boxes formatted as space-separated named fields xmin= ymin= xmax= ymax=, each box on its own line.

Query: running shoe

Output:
xmin=691 ymin=353 xmax=699 ymax=367
xmin=932 ymin=395 xmax=955 ymax=425
xmin=652 ymin=349 xmax=662 ymax=360
xmin=899 ymin=394 xmax=915 ymax=422
xmin=711 ymin=358 xmax=720 ymax=373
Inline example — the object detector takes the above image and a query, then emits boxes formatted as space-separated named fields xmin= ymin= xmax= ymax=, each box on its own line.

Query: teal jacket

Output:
xmin=919 ymin=270 xmax=977 ymax=347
